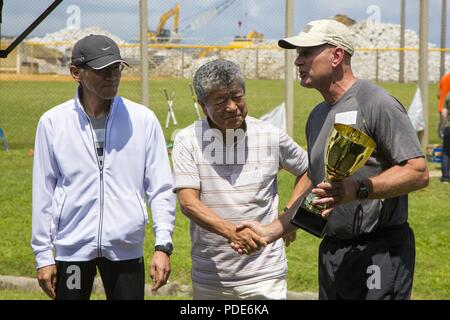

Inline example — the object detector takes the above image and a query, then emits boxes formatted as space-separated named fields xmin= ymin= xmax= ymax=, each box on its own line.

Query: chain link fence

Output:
xmin=0 ymin=0 xmax=449 ymax=149
xmin=1 ymin=1 xmax=448 ymax=79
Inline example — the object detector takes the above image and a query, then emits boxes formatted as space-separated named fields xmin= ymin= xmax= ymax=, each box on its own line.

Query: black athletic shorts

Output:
xmin=55 ymin=257 xmax=145 ymax=300
xmin=318 ymin=223 xmax=415 ymax=300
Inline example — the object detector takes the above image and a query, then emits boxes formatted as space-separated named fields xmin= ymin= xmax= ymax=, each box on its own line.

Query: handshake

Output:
xmin=228 ymin=218 xmax=297 ymax=255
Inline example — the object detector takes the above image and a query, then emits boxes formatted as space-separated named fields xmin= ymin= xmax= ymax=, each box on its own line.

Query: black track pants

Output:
xmin=55 ymin=257 xmax=145 ymax=300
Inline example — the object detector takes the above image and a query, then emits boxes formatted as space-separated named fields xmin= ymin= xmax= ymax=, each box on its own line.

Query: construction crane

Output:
xmin=181 ymin=0 xmax=237 ymax=36
xmin=148 ymin=3 xmax=181 ymax=43
xmin=146 ymin=0 xmax=237 ymax=44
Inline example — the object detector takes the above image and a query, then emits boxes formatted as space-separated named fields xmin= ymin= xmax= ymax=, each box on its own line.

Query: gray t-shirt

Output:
xmin=306 ymin=79 xmax=423 ymax=239
xmin=89 ymin=114 xmax=107 ymax=168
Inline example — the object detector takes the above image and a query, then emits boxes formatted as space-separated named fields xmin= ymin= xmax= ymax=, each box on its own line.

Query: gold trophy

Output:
xmin=290 ymin=123 xmax=376 ymax=238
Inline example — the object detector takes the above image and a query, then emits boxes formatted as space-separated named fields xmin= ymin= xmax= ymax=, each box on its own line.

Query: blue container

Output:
xmin=432 ymin=147 xmax=443 ymax=163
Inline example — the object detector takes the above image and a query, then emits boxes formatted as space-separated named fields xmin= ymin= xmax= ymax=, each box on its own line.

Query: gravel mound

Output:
xmin=23 ymin=22 xmax=448 ymax=82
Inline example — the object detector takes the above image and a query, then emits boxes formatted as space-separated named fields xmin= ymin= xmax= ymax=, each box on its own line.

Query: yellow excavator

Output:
xmin=198 ymin=30 xmax=264 ymax=58
xmin=229 ymin=30 xmax=264 ymax=47
xmin=333 ymin=14 xmax=356 ymax=26
xmin=148 ymin=4 xmax=181 ymax=43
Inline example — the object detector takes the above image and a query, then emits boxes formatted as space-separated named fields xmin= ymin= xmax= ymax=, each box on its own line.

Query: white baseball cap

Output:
xmin=278 ymin=19 xmax=354 ymax=56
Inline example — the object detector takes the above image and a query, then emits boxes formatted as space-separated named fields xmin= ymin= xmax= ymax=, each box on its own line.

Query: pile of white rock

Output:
xmin=27 ymin=26 xmax=126 ymax=48
xmin=173 ymin=21 xmax=449 ymax=82
xmin=350 ymin=21 xmax=449 ymax=82
xmin=25 ymin=26 xmax=134 ymax=74
xmin=178 ymin=48 xmax=285 ymax=80
xmin=25 ymin=22 xmax=448 ymax=82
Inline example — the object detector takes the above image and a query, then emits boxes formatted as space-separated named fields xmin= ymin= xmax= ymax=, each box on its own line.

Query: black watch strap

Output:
xmin=357 ymin=180 xmax=370 ymax=200
xmin=155 ymin=243 xmax=173 ymax=256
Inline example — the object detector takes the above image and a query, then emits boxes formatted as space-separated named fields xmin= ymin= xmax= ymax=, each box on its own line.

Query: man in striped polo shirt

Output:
xmin=172 ymin=59 xmax=310 ymax=300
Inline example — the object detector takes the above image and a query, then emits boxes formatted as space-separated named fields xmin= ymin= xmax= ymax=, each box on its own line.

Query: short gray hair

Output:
xmin=193 ymin=59 xmax=245 ymax=103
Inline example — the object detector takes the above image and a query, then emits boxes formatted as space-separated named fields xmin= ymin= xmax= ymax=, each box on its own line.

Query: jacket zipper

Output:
xmin=85 ymin=108 xmax=111 ymax=258
xmin=98 ymin=166 xmax=104 ymax=258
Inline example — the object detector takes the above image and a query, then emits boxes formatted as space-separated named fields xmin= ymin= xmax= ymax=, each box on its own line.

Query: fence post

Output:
xmin=180 ymin=48 xmax=184 ymax=78
xmin=140 ymin=0 xmax=149 ymax=107
xmin=440 ymin=0 xmax=447 ymax=80
xmin=255 ymin=47 xmax=259 ymax=79
xmin=284 ymin=0 xmax=294 ymax=138
xmin=399 ymin=0 xmax=405 ymax=83
xmin=419 ymin=0 xmax=429 ymax=149
xmin=16 ymin=42 xmax=23 ymax=74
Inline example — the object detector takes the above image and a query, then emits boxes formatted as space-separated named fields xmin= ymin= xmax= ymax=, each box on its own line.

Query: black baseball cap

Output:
xmin=71 ymin=34 xmax=128 ymax=69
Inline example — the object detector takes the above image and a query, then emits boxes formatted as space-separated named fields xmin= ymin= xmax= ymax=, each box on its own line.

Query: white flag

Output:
xmin=260 ymin=103 xmax=286 ymax=132
xmin=407 ymin=87 xmax=425 ymax=132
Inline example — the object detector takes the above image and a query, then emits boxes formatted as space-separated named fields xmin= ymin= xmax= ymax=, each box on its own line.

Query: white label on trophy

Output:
xmin=335 ymin=111 xmax=357 ymax=125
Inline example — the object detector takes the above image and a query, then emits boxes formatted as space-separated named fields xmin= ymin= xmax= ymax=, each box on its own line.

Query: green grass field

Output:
xmin=0 ymin=289 xmax=191 ymax=300
xmin=0 ymin=78 xmax=448 ymax=300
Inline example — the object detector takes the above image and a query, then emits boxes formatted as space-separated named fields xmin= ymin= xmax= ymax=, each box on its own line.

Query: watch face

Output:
xmin=358 ymin=186 xmax=369 ymax=199
xmin=165 ymin=243 xmax=174 ymax=254
xmin=156 ymin=243 xmax=173 ymax=255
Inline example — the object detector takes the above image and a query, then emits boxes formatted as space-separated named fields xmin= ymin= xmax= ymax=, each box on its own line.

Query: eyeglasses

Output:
xmin=79 ymin=63 xmax=125 ymax=76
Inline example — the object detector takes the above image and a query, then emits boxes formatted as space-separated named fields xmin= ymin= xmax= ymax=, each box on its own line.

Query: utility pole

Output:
xmin=440 ymin=0 xmax=447 ymax=79
xmin=399 ymin=0 xmax=406 ymax=83
xmin=419 ymin=0 xmax=429 ymax=149
xmin=285 ymin=0 xmax=294 ymax=137
xmin=0 ymin=0 xmax=3 ymax=43
xmin=140 ymin=0 xmax=149 ymax=107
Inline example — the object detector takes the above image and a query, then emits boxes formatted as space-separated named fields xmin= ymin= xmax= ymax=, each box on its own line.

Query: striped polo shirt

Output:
xmin=172 ymin=116 xmax=308 ymax=287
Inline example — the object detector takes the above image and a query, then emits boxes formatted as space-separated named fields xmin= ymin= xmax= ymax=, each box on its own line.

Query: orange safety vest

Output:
xmin=438 ymin=73 xmax=450 ymax=113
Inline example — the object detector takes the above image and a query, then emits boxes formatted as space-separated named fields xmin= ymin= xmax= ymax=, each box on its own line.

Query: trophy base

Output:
xmin=290 ymin=203 xmax=327 ymax=238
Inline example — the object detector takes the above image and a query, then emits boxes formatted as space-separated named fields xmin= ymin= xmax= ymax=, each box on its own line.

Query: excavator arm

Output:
xmin=156 ymin=3 xmax=180 ymax=36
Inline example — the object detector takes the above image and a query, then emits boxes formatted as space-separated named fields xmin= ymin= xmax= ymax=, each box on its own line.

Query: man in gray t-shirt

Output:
xmin=305 ymin=79 xmax=423 ymax=239
xmin=235 ymin=19 xmax=429 ymax=300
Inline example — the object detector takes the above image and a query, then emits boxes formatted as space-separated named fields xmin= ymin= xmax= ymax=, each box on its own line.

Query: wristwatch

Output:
xmin=155 ymin=243 xmax=173 ymax=256
xmin=356 ymin=180 xmax=370 ymax=200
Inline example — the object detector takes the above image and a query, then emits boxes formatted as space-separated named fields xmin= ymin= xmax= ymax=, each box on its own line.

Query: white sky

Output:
xmin=1 ymin=0 xmax=448 ymax=46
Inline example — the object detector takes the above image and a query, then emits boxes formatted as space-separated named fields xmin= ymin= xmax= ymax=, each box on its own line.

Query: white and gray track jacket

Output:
xmin=31 ymin=91 xmax=176 ymax=269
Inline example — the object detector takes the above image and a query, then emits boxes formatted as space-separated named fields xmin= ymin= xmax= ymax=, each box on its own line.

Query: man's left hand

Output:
xmin=311 ymin=180 xmax=358 ymax=218
xmin=150 ymin=251 xmax=171 ymax=291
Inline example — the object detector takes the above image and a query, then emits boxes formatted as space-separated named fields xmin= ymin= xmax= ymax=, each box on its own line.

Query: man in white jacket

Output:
xmin=31 ymin=35 xmax=176 ymax=300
